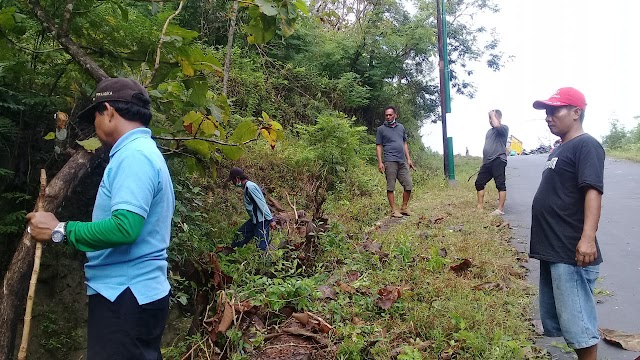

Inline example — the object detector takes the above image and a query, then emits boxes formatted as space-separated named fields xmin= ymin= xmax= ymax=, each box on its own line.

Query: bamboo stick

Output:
xmin=17 ymin=169 xmax=47 ymax=360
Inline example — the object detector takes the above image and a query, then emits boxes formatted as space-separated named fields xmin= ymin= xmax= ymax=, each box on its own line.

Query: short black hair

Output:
xmin=384 ymin=106 xmax=397 ymax=114
xmin=228 ymin=167 xmax=248 ymax=181
xmin=493 ymin=109 xmax=502 ymax=120
xmin=95 ymin=95 xmax=152 ymax=127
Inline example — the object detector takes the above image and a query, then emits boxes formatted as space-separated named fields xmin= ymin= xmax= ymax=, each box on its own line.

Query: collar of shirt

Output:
xmin=109 ymin=127 xmax=152 ymax=158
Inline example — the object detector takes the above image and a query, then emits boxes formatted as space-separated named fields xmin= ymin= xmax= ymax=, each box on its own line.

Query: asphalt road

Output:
xmin=504 ymin=154 xmax=640 ymax=360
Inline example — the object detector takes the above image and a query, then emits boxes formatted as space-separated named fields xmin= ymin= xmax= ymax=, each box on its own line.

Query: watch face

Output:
xmin=52 ymin=230 xmax=64 ymax=243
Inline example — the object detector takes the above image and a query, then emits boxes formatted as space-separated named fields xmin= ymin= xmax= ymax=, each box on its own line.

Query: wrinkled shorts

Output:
xmin=384 ymin=161 xmax=413 ymax=192
xmin=539 ymin=260 xmax=600 ymax=349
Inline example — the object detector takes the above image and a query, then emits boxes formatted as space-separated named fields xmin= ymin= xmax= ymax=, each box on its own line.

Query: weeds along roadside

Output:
xmin=162 ymin=122 xmax=541 ymax=359
xmin=607 ymin=147 xmax=640 ymax=163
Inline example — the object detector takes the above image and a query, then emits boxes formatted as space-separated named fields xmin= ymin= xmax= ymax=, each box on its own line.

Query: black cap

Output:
xmin=77 ymin=78 xmax=151 ymax=122
xmin=228 ymin=167 xmax=246 ymax=182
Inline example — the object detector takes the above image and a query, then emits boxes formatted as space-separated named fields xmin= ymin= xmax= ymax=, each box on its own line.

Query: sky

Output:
xmin=420 ymin=0 xmax=640 ymax=156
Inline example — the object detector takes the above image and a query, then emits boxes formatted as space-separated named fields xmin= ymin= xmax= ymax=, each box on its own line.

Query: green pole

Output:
xmin=442 ymin=0 xmax=451 ymax=113
xmin=447 ymin=137 xmax=455 ymax=180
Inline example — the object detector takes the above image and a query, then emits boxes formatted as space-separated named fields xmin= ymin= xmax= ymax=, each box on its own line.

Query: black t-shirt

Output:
xmin=529 ymin=133 xmax=605 ymax=265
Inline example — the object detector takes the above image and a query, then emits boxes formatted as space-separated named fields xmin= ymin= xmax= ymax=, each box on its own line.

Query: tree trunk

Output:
xmin=222 ymin=1 xmax=239 ymax=96
xmin=0 ymin=150 xmax=92 ymax=360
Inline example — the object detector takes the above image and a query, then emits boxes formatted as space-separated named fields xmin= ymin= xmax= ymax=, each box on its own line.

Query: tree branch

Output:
xmin=153 ymin=135 xmax=259 ymax=146
xmin=223 ymin=1 xmax=239 ymax=96
xmin=157 ymin=145 xmax=196 ymax=157
xmin=0 ymin=29 xmax=63 ymax=53
xmin=146 ymin=0 xmax=185 ymax=86
xmin=26 ymin=0 xmax=109 ymax=81
xmin=61 ymin=0 xmax=74 ymax=35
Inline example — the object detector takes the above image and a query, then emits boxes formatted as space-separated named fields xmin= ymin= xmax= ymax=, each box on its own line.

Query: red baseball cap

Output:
xmin=532 ymin=87 xmax=587 ymax=110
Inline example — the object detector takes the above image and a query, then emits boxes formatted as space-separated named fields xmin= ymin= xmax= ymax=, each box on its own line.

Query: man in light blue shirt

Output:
xmin=228 ymin=167 xmax=276 ymax=251
xmin=27 ymin=78 xmax=174 ymax=359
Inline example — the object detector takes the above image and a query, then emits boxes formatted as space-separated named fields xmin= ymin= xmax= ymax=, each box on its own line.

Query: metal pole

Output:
xmin=436 ymin=0 xmax=449 ymax=178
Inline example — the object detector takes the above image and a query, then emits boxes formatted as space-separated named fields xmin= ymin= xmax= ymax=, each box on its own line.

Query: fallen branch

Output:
xmin=282 ymin=327 xmax=330 ymax=346
xmin=262 ymin=328 xmax=330 ymax=346
xmin=0 ymin=150 xmax=93 ymax=359
xmin=16 ymin=169 xmax=47 ymax=360
xmin=286 ymin=193 xmax=298 ymax=220
xmin=266 ymin=195 xmax=286 ymax=212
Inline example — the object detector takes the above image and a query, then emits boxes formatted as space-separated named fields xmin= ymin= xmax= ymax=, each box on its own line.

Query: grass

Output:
xmin=607 ymin=147 xmax=640 ymax=163
xmin=161 ymin=146 xmax=543 ymax=359
xmin=305 ymin=157 xmax=541 ymax=359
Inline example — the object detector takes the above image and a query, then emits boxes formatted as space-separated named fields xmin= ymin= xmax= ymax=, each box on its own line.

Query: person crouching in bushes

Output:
xmin=228 ymin=167 xmax=276 ymax=251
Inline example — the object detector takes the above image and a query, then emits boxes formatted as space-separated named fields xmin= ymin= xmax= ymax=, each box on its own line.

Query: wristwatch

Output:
xmin=51 ymin=222 xmax=67 ymax=244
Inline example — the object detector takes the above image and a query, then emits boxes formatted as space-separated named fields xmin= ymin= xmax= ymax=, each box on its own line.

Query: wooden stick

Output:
xmin=286 ymin=193 xmax=298 ymax=220
xmin=17 ymin=169 xmax=47 ymax=360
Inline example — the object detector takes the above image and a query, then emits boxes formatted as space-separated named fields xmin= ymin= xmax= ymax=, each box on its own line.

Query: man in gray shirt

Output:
xmin=376 ymin=106 xmax=415 ymax=218
xmin=475 ymin=109 xmax=509 ymax=215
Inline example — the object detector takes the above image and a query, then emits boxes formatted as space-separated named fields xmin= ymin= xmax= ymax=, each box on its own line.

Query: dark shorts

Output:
xmin=88 ymin=287 xmax=170 ymax=360
xmin=475 ymin=158 xmax=506 ymax=192
xmin=384 ymin=161 xmax=413 ymax=192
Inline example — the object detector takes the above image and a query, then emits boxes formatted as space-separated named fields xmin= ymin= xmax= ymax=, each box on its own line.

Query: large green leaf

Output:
xmin=214 ymin=94 xmax=231 ymax=123
xmin=246 ymin=10 xmax=277 ymax=44
xmin=166 ymin=24 xmax=199 ymax=44
xmin=184 ymin=157 xmax=205 ymax=177
xmin=182 ymin=111 xmax=202 ymax=125
xmin=229 ymin=121 xmax=257 ymax=143
xmin=77 ymin=138 xmax=102 ymax=152
xmin=220 ymin=145 xmax=244 ymax=160
xmin=185 ymin=78 xmax=209 ymax=106
xmin=0 ymin=7 xmax=17 ymax=30
xmin=292 ymin=0 xmax=308 ymax=15
xmin=200 ymin=119 xmax=217 ymax=136
xmin=184 ymin=139 xmax=211 ymax=159
xmin=254 ymin=0 xmax=278 ymax=16
xmin=280 ymin=18 xmax=295 ymax=37
xmin=113 ymin=1 xmax=129 ymax=22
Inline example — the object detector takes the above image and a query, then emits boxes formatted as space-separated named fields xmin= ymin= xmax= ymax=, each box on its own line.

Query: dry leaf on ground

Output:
xmin=215 ymin=245 xmax=235 ymax=255
xmin=217 ymin=301 xmax=234 ymax=333
xmin=374 ymin=286 xmax=402 ymax=310
xmin=473 ymin=282 xmax=507 ymax=291
xmin=361 ymin=240 xmax=383 ymax=253
xmin=203 ymin=292 xmax=231 ymax=341
xmin=232 ymin=301 xmax=254 ymax=313
xmin=318 ymin=285 xmax=337 ymax=299
xmin=292 ymin=311 xmax=334 ymax=334
xmin=600 ymin=328 xmax=640 ymax=352
xmin=450 ymin=259 xmax=473 ymax=275
xmin=337 ymin=280 xmax=356 ymax=294
xmin=438 ymin=247 xmax=448 ymax=258
xmin=346 ymin=271 xmax=361 ymax=282
xmin=430 ymin=215 xmax=446 ymax=224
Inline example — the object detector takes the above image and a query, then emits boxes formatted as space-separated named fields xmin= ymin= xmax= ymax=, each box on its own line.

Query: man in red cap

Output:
xmin=529 ymin=87 xmax=605 ymax=360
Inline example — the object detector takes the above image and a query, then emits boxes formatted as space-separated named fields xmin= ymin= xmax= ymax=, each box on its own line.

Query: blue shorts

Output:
xmin=539 ymin=260 xmax=600 ymax=349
